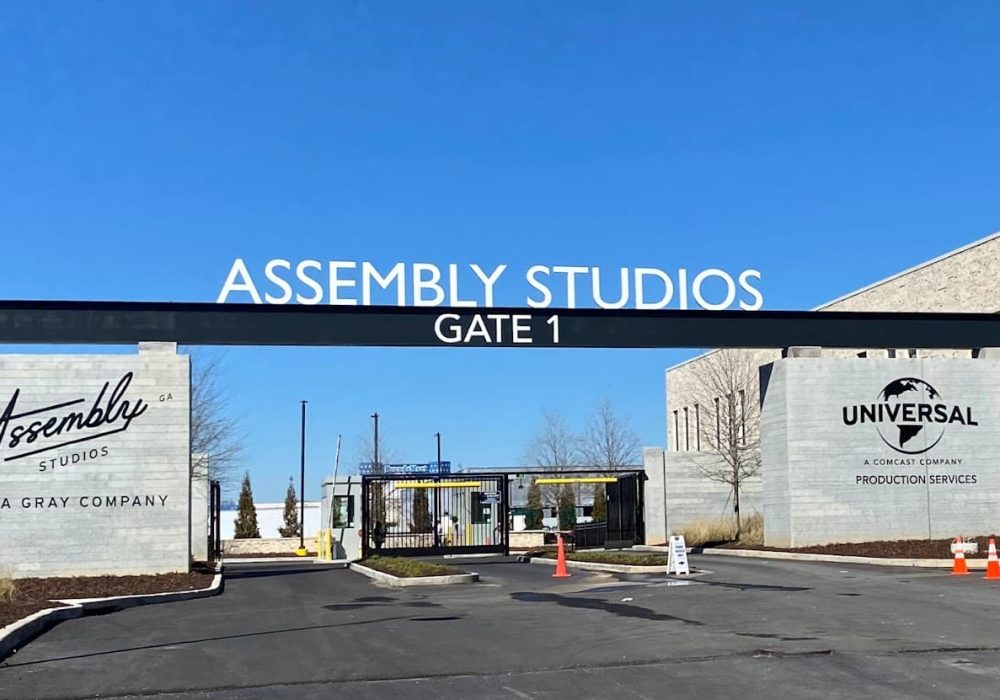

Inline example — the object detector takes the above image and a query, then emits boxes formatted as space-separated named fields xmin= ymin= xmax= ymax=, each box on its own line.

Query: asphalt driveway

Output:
xmin=2 ymin=556 xmax=1000 ymax=698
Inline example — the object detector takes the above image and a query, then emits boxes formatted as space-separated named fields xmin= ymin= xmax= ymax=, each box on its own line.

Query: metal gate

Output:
xmin=605 ymin=473 xmax=644 ymax=548
xmin=361 ymin=473 xmax=509 ymax=558
xmin=208 ymin=480 xmax=222 ymax=562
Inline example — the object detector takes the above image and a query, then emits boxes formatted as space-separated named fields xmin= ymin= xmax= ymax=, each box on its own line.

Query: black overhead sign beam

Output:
xmin=0 ymin=300 xmax=997 ymax=349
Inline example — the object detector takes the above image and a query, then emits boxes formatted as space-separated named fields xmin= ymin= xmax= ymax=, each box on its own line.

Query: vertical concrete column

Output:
xmin=643 ymin=447 xmax=668 ymax=545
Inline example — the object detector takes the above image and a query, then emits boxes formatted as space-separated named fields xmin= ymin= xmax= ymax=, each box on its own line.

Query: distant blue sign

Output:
xmin=359 ymin=461 xmax=451 ymax=475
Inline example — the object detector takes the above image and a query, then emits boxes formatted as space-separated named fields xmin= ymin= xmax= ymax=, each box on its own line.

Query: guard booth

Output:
xmin=361 ymin=470 xmax=510 ymax=558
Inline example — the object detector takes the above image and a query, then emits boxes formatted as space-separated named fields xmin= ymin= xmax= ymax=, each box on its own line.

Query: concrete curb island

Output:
xmin=529 ymin=557 xmax=669 ymax=574
xmin=0 ymin=569 xmax=224 ymax=662
xmin=349 ymin=562 xmax=479 ymax=586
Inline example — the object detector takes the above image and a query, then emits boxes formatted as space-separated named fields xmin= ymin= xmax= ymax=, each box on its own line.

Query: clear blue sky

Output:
xmin=2 ymin=2 xmax=1000 ymax=501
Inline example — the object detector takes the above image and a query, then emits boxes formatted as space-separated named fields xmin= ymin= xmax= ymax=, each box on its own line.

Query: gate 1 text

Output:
xmin=434 ymin=313 xmax=560 ymax=345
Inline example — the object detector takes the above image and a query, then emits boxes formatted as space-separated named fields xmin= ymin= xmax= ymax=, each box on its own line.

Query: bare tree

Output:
xmin=578 ymin=397 xmax=641 ymax=469
xmin=522 ymin=409 xmax=579 ymax=507
xmin=578 ymin=398 xmax=641 ymax=522
xmin=689 ymin=349 xmax=761 ymax=539
xmin=189 ymin=350 xmax=245 ymax=492
xmin=351 ymin=430 xmax=401 ymax=472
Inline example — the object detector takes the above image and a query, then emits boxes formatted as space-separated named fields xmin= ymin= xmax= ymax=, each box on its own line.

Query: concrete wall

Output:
xmin=643 ymin=447 xmax=762 ymax=545
xmin=761 ymin=355 xmax=1000 ymax=546
xmin=0 ymin=343 xmax=191 ymax=578
xmin=223 ymin=537 xmax=322 ymax=555
xmin=190 ymin=470 xmax=210 ymax=562
xmin=665 ymin=232 xmax=1000 ymax=453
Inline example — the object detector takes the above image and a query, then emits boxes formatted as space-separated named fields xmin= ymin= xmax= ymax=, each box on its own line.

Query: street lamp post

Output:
xmin=297 ymin=400 xmax=308 ymax=556
xmin=372 ymin=412 xmax=380 ymax=472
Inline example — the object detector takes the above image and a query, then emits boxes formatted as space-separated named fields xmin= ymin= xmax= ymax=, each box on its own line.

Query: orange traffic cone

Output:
xmin=951 ymin=536 xmax=969 ymax=576
xmin=552 ymin=533 xmax=571 ymax=578
xmin=985 ymin=536 xmax=1000 ymax=580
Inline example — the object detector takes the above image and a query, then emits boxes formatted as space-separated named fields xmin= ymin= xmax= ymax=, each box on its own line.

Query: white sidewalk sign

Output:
xmin=667 ymin=535 xmax=690 ymax=575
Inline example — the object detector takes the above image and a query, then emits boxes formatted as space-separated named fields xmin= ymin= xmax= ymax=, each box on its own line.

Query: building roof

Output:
xmin=665 ymin=229 xmax=1000 ymax=372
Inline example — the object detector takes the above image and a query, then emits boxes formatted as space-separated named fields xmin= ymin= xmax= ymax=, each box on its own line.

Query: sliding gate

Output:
xmin=361 ymin=473 xmax=509 ymax=558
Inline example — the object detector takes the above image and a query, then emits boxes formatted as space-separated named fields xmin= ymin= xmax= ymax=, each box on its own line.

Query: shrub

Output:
xmin=740 ymin=512 xmax=764 ymax=545
xmin=234 ymin=471 xmax=261 ymax=539
xmin=278 ymin=477 xmax=301 ymax=538
xmin=0 ymin=577 xmax=16 ymax=603
xmin=678 ymin=513 xmax=763 ymax=547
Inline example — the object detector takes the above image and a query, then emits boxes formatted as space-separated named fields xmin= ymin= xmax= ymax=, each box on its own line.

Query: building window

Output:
xmin=908 ymin=348 xmax=918 ymax=358
xmin=739 ymin=390 xmax=746 ymax=445
xmin=471 ymin=492 xmax=490 ymax=524
xmin=695 ymin=404 xmax=701 ymax=451
xmin=331 ymin=496 xmax=354 ymax=528
xmin=684 ymin=407 xmax=689 ymax=450
xmin=714 ymin=398 xmax=721 ymax=445
xmin=673 ymin=410 xmax=679 ymax=451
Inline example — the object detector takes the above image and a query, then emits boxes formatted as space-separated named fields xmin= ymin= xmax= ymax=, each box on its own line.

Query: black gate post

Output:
xmin=208 ymin=480 xmax=221 ymax=562
xmin=361 ymin=476 xmax=371 ymax=559
xmin=501 ymin=475 xmax=510 ymax=556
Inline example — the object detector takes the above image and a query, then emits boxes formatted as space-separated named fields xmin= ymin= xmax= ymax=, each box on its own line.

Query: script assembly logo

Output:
xmin=0 ymin=372 xmax=148 ymax=468
xmin=842 ymin=377 xmax=977 ymax=455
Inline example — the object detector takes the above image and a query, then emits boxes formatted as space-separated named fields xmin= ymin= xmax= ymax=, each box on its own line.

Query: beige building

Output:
xmin=644 ymin=231 xmax=1000 ymax=544
xmin=666 ymin=231 xmax=1000 ymax=453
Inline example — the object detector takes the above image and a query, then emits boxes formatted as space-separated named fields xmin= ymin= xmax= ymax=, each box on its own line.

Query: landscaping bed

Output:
xmin=539 ymin=550 xmax=667 ymax=567
xmin=0 ymin=571 xmax=215 ymax=628
xmin=714 ymin=536 xmax=993 ymax=559
xmin=360 ymin=556 xmax=466 ymax=578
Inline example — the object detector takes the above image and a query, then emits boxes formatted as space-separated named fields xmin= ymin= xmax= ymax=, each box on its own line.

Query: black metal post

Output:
xmin=372 ymin=412 xmax=380 ymax=472
xmin=300 ymin=400 xmax=307 ymax=552
xmin=434 ymin=432 xmax=442 ymax=547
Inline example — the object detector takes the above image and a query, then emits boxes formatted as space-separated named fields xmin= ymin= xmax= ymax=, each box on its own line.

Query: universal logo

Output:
xmin=841 ymin=377 xmax=977 ymax=455
xmin=0 ymin=372 xmax=148 ymax=463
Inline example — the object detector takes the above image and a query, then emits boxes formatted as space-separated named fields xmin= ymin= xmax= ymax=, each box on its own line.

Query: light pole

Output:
xmin=297 ymin=400 xmax=308 ymax=556
xmin=372 ymin=412 xmax=380 ymax=472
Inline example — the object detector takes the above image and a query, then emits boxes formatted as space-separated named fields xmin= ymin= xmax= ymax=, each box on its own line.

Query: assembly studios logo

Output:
xmin=842 ymin=377 xmax=977 ymax=454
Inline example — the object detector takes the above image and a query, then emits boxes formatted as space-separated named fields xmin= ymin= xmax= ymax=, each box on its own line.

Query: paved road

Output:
xmin=3 ymin=556 xmax=1000 ymax=698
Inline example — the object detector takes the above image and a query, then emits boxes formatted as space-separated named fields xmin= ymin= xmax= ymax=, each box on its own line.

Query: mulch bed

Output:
xmin=714 ymin=536 xmax=994 ymax=559
xmin=0 ymin=570 xmax=215 ymax=629
xmin=540 ymin=551 xmax=668 ymax=566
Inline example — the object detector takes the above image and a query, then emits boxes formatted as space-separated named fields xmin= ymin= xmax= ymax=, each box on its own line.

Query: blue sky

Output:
xmin=2 ymin=2 xmax=1000 ymax=500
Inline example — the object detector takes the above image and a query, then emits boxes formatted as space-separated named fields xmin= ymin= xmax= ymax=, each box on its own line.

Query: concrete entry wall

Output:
xmin=0 ymin=343 xmax=191 ymax=578
xmin=643 ymin=447 xmax=762 ymax=545
xmin=761 ymin=355 xmax=1000 ymax=547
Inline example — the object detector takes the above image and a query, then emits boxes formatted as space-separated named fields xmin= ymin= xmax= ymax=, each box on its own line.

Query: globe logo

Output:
xmin=874 ymin=378 xmax=945 ymax=455
xmin=841 ymin=377 xmax=977 ymax=455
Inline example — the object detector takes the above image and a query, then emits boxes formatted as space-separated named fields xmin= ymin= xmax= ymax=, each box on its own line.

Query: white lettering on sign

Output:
xmin=218 ymin=260 xmax=764 ymax=311
xmin=667 ymin=535 xmax=690 ymax=575
xmin=434 ymin=313 xmax=545 ymax=345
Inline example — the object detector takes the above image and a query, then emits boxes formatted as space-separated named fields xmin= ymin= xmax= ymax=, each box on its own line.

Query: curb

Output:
xmin=222 ymin=557 xmax=342 ymax=565
xmin=0 ymin=569 xmax=223 ymax=662
xmin=697 ymin=548 xmax=991 ymax=569
xmin=530 ymin=557 xmax=668 ymax=574
xmin=349 ymin=562 xmax=479 ymax=586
